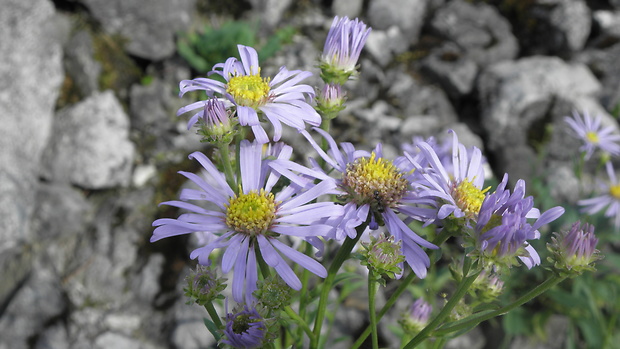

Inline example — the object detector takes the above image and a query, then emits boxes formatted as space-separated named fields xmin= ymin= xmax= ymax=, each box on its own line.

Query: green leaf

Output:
xmin=203 ymin=317 xmax=221 ymax=341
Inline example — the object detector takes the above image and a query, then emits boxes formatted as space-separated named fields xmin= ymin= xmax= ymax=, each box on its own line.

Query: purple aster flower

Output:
xmin=222 ymin=305 xmax=267 ymax=348
xmin=177 ymin=45 xmax=321 ymax=143
xmin=406 ymin=130 xmax=488 ymax=223
xmin=579 ymin=161 xmax=620 ymax=228
xmin=272 ymin=128 xmax=437 ymax=279
xmin=320 ymin=16 xmax=371 ymax=84
xmin=474 ymin=174 xmax=565 ymax=269
xmin=548 ymin=221 xmax=601 ymax=275
xmin=151 ymin=140 xmax=343 ymax=304
xmin=564 ymin=110 xmax=620 ymax=160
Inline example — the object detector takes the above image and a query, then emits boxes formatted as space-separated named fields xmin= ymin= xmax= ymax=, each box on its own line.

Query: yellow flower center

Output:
xmin=342 ymin=153 xmax=408 ymax=209
xmin=453 ymin=179 xmax=489 ymax=218
xmin=609 ymin=184 xmax=620 ymax=199
xmin=226 ymin=74 xmax=271 ymax=109
xmin=225 ymin=189 xmax=276 ymax=235
xmin=585 ymin=131 xmax=600 ymax=144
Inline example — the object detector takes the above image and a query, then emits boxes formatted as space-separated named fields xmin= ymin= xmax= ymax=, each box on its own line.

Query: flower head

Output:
xmin=547 ymin=221 xmax=601 ymax=276
xmin=564 ymin=110 xmax=620 ymax=160
xmin=272 ymin=128 xmax=437 ymax=279
xmin=399 ymin=298 xmax=432 ymax=333
xmin=320 ymin=16 xmax=371 ymax=84
xmin=579 ymin=161 xmax=620 ymax=229
xmin=177 ymin=45 xmax=320 ymax=143
xmin=222 ymin=305 xmax=268 ymax=348
xmin=152 ymin=140 xmax=343 ymax=303
xmin=473 ymin=174 xmax=565 ymax=270
xmin=361 ymin=233 xmax=406 ymax=281
xmin=406 ymin=130 xmax=488 ymax=226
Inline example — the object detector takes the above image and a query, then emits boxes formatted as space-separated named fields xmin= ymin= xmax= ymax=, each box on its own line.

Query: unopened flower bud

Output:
xmin=547 ymin=221 xmax=602 ymax=276
xmin=399 ymin=298 xmax=432 ymax=333
xmin=361 ymin=233 xmax=405 ymax=282
xmin=316 ymin=83 xmax=346 ymax=120
xmin=196 ymin=98 xmax=238 ymax=144
xmin=320 ymin=16 xmax=371 ymax=85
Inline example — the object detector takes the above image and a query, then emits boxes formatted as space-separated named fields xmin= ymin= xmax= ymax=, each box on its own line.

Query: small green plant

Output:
xmin=177 ymin=21 xmax=297 ymax=74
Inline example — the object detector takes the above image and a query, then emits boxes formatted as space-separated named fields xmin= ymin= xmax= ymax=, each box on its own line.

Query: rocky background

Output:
xmin=1 ymin=0 xmax=618 ymax=348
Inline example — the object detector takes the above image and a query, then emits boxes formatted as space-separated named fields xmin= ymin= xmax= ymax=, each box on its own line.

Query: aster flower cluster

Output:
xmin=150 ymin=15 xmax=602 ymax=349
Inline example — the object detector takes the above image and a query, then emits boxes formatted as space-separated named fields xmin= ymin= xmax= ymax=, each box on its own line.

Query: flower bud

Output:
xmin=361 ymin=233 xmax=405 ymax=283
xmin=547 ymin=221 xmax=602 ymax=276
xmin=399 ymin=298 xmax=432 ymax=333
xmin=221 ymin=305 xmax=268 ymax=349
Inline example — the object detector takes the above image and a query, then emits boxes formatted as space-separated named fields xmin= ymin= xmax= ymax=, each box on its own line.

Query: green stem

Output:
xmin=204 ymin=301 xmax=223 ymax=339
xmin=351 ymin=232 xmax=453 ymax=349
xmin=403 ymin=269 xmax=482 ymax=349
xmin=218 ymin=143 xmax=237 ymax=190
xmin=284 ymin=305 xmax=316 ymax=344
xmin=434 ymin=274 xmax=566 ymax=337
xmin=368 ymin=271 xmax=380 ymax=349
xmin=311 ymin=225 xmax=365 ymax=348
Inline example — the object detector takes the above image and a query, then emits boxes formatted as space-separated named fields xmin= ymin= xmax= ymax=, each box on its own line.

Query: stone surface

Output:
xmin=0 ymin=267 xmax=67 ymax=349
xmin=365 ymin=27 xmax=411 ymax=67
xmin=248 ymin=0 xmax=294 ymax=29
xmin=367 ymin=0 xmax=428 ymax=46
xmin=420 ymin=43 xmax=478 ymax=98
xmin=478 ymin=56 xmax=601 ymax=183
xmin=0 ymin=0 xmax=64 ymax=312
xmin=64 ymin=30 xmax=102 ymax=97
xmin=429 ymin=0 xmax=518 ymax=66
xmin=331 ymin=0 xmax=364 ymax=18
xmin=577 ymin=43 xmax=620 ymax=110
xmin=80 ymin=0 xmax=194 ymax=60
xmin=41 ymin=91 xmax=135 ymax=189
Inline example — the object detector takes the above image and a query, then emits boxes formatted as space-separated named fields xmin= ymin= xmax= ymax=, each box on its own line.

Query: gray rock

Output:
xmin=31 ymin=183 xmax=92 ymax=275
xmin=386 ymin=70 xmax=458 ymax=139
xmin=517 ymin=0 xmax=590 ymax=55
xmin=367 ymin=0 xmax=428 ymax=46
xmin=478 ymin=56 xmax=601 ymax=183
xmin=64 ymin=30 xmax=102 ymax=97
xmin=0 ymin=268 xmax=67 ymax=349
xmin=365 ymin=27 xmax=410 ymax=67
xmin=510 ymin=315 xmax=569 ymax=349
xmin=331 ymin=0 xmax=364 ymax=18
xmin=80 ymin=0 xmax=195 ymax=60
xmin=420 ymin=43 xmax=478 ymax=98
xmin=248 ymin=0 xmax=293 ymax=29
xmin=94 ymin=332 xmax=159 ymax=349
xmin=129 ymin=78 xmax=173 ymax=131
xmin=0 ymin=0 xmax=63 ymax=310
xmin=576 ymin=43 xmax=620 ymax=110
xmin=41 ymin=91 xmax=135 ymax=189
xmin=592 ymin=10 xmax=620 ymax=45
xmin=429 ymin=0 xmax=518 ymax=66
xmin=35 ymin=323 xmax=69 ymax=349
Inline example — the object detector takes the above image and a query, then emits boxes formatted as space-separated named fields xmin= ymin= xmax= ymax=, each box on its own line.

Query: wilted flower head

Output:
xmin=579 ymin=161 xmax=620 ymax=229
xmin=473 ymin=174 xmax=565 ymax=270
xmin=152 ymin=140 xmax=342 ymax=303
xmin=320 ymin=16 xmax=371 ymax=84
xmin=184 ymin=265 xmax=227 ymax=305
xmin=564 ymin=110 xmax=620 ymax=160
xmin=547 ymin=221 xmax=601 ymax=276
xmin=177 ymin=45 xmax=320 ymax=143
xmin=222 ymin=305 xmax=268 ymax=349
xmin=400 ymin=298 xmax=432 ymax=333
xmin=361 ymin=233 xmax=406 ymax=282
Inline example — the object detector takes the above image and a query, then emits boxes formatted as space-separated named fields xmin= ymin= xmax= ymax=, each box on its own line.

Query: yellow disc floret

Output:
xmin=609 ymin=184 xmax=620 ymax=200
xmin=453 ymin=179 xmax=489 ymax=218
xmin=585 ymin=131 xmax=600 ymax=144
xmin=342 ymin=153 xmax=408 ymax=209
xmin=226 ymin=74 xmax=271 ymax=109
xmin=225 ymin=189 xmax=277 ymax=235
